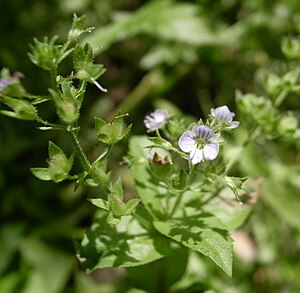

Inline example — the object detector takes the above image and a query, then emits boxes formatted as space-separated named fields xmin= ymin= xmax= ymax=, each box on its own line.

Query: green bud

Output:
xmin=95 ymin=113 xmax=132 ymax=145
xmin=278 ymin=113 xmax=298 ymax=138
xmin=73 ymin=43 xmax=94 ymax=70
xmin=264 ymin=73 xmax=282 ymax=96
xmin=28 ymin=36 xmax=61 ymax=71
xmin=108 ymin=193 xmax=127 ymax=218
xmin=281 ymin=37 xmax=300 ymax=60
xmin=282 ymin=69 xmax=300 ymax=89
xmin=48 ymin=141 xmax=73 ymax=183
xmin=57 ymin=100 xmax=79 ymax=124
xmin=76 ymin=63 xmax=106 ymax=81
xmin=171 ymin=169 xmax=188 ymax=190
xmin=149 ymin=153 xmax=173 ymax=179
xmin=1 ymin=96 xmax=38 ymax=120
xmin=68 ymin=14 xmax=94 ymax=42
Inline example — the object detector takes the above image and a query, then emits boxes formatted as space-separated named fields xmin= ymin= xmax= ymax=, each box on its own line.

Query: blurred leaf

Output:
xmin=263 ymin=176 xmax=300 ymax=231
xmin=201 ymin=188 xmax=252 ymax=230
xmin=0 ymin=223 xmax=26 ymax=274
xmin=76 ymin=211 xmax=171 ymax=272
xmin=20 ymin=238 xmax=73 ymax=293
xmin=0 ymin=272 xmax=23 ymax=293
xmin=85 ymin=0 xmax=218 ymax=53
xmin=127 ymin=247 xmax=188 ymax=292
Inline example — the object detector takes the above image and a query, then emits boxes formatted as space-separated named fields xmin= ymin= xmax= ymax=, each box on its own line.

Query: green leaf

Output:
xmin=1 ymin=96 xmax=38 ymax=120
xmin=76 ymin=211 xmax=171 ymax=272
xmin=263 ymin=176 xmax=300 ymax=231
xmin=107 ymin=193 xmax=127 ymax=218
xmin=109 ymin=177 xmax=123 ymax=199
xmin=129 ymin=136 xmax=171 ymax=219
xmin=201 ymin=188 xmax=252 ymax=230
xmin=94 ymin=116 xmax=106 ymax=133
xmin=89 ymin=198 xmax=109 ymax=210
xmin=48 ymin=141 xmax=71 ymax=182
xmin=125 ymin=198 xmax=141 ymax=215
xmin=84 ymin=1 xmax=218 ymax=53
xmin=153 ymin=212 xmax=233 ymax=276
xmin=30 ymin=168 xmax=51 ymax=181
xmin=20 ymin=238 xmax=73 ymax=293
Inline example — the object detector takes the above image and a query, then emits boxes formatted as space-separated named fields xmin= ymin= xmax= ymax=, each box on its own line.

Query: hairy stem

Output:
xmin=67 ymin=127 xmax=91 ymax=172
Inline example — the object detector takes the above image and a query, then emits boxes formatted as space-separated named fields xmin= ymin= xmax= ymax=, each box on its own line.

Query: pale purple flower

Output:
xmin=210 ymin=105 xmax=239 ymax=129
xmin=178 ymin=125 xmax=219 ymax=164
xmin=144 ymin=109 xmax=168 ymax=131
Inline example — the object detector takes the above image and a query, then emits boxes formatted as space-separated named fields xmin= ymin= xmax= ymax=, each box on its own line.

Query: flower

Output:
xmin=210 ymin=105 xmax=239 ymax=129
xmin=178 ymin=125 xmax=219 ymax=164
xmin=144 ymin=109 xmax=168 ymax=131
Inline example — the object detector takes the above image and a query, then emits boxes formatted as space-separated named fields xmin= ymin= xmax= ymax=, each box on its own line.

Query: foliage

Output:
xmin=0 ymin=1 xmax=299 ymax=293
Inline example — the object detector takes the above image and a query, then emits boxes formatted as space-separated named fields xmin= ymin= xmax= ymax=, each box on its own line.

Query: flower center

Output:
xmin=195 ymin=137 xmax=206 ymax=149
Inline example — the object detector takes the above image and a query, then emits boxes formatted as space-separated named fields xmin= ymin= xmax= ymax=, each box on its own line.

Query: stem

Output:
xmin=168 ymin=191 xmax=183 ymax=218
xmin=168 ymin=163 xmax=196 ymax=218
xmin=225 ymin=126 xmax=260 ymax=173
xmin=274 ymin=89 xmax=288 ymax=107
xmin=66 ymin=126 xmax=91 ymax=172
xmin=50 ymin=67 xmax=58 ymax=90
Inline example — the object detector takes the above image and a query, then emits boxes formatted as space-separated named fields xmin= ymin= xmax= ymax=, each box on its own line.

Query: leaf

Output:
xmin=76 ymin=211 xmax=171 ymax=272
xmin=20 ymin=238 xmax=73 ymax=293
xmin=30 ymin=168 xmax=51 ymax=181
xmin=89 ymin=198 xmax=109 ymax=210
xmin=153 ymin=211 xmax=233 ymax=277
xmin=126 ymin=198 xmax=141 ymax=215
xmin=263 ymin=177 xmax=300 ymax=231
xmin=201 ymin=188 xmax=252 ymax=230
xmin=109 ymin=177 xmax=123 ymax=199
xmin=129 ymin=135 xmax=171 ymax=219
xmin=84 ymin=1 xmax=218 ymax=53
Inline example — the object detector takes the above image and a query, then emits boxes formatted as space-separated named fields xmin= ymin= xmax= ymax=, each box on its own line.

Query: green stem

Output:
xmin=168 ymin=191 xmax=183 ymax=218
xmin=66 ymin=126 xmax=91 ymax=172
xmin=50 ymin=67 xmax=58 ymax=90
xmin=225 ymin=126 xmax=260 ymax=173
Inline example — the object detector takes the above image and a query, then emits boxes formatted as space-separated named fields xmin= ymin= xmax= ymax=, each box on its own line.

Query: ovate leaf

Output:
xmin=153 ymin=211 xmax=233 ymax=276
xmin=76 ymin=211 xmax=171 ymax=272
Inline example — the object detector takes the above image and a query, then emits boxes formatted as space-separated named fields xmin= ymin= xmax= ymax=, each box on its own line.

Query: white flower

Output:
xmin=178 ymin=125 xmax=219 ymax=165
xmin=210 ymin=106 xmax=239 ymax=129
xmin=144 ymin=109 xmax=168 ymax=131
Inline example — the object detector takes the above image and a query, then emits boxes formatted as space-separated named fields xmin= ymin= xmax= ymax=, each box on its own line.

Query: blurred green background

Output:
xmin=1 ymin=0 xmax=299 ymax=292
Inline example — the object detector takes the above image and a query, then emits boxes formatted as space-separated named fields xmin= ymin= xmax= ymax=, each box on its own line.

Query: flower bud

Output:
xmin=281 ymin=37 xmax=300 ymax=60
xmin=171 ymin=169 xmax=187 ymax=190
xmin=149 ymin=153 xmax=173 ymax=179
xmin=57 ymin=100 xmax=79 ymax=124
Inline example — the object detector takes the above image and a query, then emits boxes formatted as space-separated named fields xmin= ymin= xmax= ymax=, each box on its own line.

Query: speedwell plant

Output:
xmin=0 ymin=15 xmax=271 ymax=284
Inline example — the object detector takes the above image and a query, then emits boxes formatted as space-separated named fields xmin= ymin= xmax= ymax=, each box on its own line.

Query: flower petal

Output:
xmin=144 ymin=109 xmax=168 ymax=130
xmin=228 ymin=121 xmax=240 ymax=129
xmin=192 ymin=125 xmax=214 ymax=141
xmin=190 ymin=145 xmax=203 ymax=164
xmin=178 ymin=131 xmax=196 ymax=152
xmin=203 ymin=141 xmax=219 ymax=161
xmin=211 ymin=105 xmax=234 ymax=123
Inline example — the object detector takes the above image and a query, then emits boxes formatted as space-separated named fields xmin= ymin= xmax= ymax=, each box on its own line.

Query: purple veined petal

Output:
xmin=189 ymin=145 xmax=203 ymax=164
xmin=144 ymin=109 xmax=168 ymax=130
xmin=203 ymin=140 xmax=219 ymax=161
xmin=228 ymin=121 xmax=240 ymax=129
xmin=211 ymin=106 xmax=235 ymax=123
xmin=152 ymin=109 xmax=168 ymax=122
xmin=178 ymin=131 xmax=196 ymax=152
xmin=192 ymin=125 xmax=215 ymax=141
